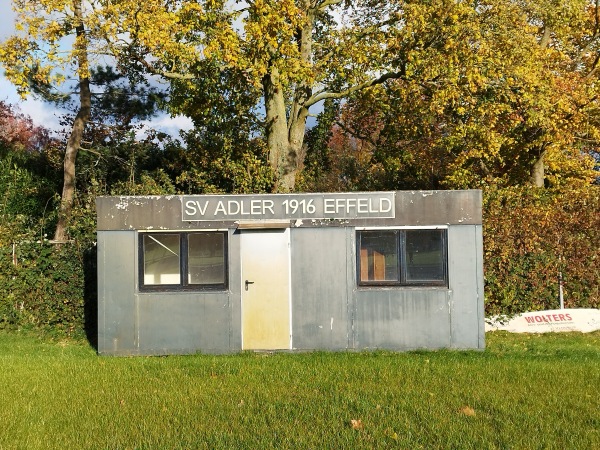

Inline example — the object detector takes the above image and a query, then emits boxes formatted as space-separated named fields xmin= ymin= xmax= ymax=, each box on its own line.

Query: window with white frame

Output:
xmin=139 ymin=232 xmax=228 ymax=291
xmin=357 ymin=229 xmax=448 ymax=287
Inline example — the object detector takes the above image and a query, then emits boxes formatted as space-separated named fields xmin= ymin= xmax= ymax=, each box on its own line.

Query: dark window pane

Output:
xmin=405 ymin=230 xmax=445 ymax=283
xmin=188 ymin=233 xmax=226 ymax=285
xmin=143 ymin=234 xmax=180 ymax=285
xmin=359 ymin=231 xmax=399 ymax=282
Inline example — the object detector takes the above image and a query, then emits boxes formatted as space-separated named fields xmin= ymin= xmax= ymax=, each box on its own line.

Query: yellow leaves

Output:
xmin=444 ymin=38 xmax=455 ymax=51
xmin=203 ymin=19 xmax=242 ymax=67
xmin=1 ymin=0 xmax=214 ymax=93
xmin=544 ymin=145 xmax=598 ymax=187
xmin=108 ymin=0 xmax=196 ymax=57
xmin=242 ymin=0 xmax=306 ymax=66
xmin=1 ymin=1 xmax=92 ymax=95
xmin=41 ymin=20 xmax=64 ymax=41
xmin=0 ymin=35 xmax=49 ymax=96
xmin=245 ymin=0 xmax=303 ymax=45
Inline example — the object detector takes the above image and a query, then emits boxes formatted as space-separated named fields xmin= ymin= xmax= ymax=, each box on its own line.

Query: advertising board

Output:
xmin=485 ymin=309 xmax=600 ymax=333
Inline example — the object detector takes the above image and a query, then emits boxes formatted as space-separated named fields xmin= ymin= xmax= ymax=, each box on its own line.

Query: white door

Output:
xmin=240 ymin=229 xmax=291 ymax=350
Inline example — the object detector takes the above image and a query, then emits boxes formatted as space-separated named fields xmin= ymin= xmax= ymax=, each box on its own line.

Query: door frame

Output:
xmin=240 ymin=228 xmax=292 ymax=350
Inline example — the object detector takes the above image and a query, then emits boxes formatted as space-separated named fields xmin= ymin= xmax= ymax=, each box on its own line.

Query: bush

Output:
xmin=0 ymin=239 xmax=86 ymax=336
xmin=483 ymin=186 xmax=599 ymax=315
xmin=0 ymin=145 xmax=87 ymax=337
xmin=0 ymin=183 xmax=597 ymax=338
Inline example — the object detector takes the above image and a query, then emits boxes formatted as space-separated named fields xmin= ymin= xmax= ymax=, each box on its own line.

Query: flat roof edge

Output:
xmin=97 ymin=190 xmax=482 ymax=230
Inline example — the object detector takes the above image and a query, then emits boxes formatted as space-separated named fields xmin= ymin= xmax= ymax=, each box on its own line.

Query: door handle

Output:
xmin=245 ymin=280 xmax=255 ymax=291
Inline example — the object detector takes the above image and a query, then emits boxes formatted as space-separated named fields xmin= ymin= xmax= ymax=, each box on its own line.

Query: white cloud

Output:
xmin=0 ymin=77 xmax=64 ymax=133
xmin=1 ymin=74 xmax=195 ymax=140
xmin=151 ymin=114 xmax=194 ymax=130
xmin=137 ymin=114 xmax=194 ymax=140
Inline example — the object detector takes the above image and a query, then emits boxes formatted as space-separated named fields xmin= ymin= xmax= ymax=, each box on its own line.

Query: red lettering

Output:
xmin=522 ymin=312 xmax=574 ymax=324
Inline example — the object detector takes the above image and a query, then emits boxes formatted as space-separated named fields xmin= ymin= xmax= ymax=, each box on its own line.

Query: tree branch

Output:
xmin=335 ymin=119 xmax=378 ymax=147
xmin=316 ymin=0 xmax=343 ymax=11
xmin=539 ymin=26 xmax=551 ymax=49
xmin=305 ymin=68 xmax=406 ymax=108
xmin=158 ymin=71 xmax=195 ymax=80
xmin=584 ymin=52 xmax=600 ymax=80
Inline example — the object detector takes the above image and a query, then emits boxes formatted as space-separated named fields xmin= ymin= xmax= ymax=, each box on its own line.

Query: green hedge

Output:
xmin=0 ymin=239 xmax=90 ymax=337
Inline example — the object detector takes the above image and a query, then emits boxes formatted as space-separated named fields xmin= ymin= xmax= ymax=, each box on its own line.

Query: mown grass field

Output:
xmin=0 ymin=331 xmax=598 ymax=449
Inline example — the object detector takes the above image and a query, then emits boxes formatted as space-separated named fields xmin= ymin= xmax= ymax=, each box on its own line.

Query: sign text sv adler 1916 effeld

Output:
xmin=181 ymin=192 xmax=396 ymax=221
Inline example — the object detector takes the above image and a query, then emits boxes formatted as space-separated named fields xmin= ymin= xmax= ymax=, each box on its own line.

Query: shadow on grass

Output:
xmin=83 ymin=244 xmax=98 ymax=351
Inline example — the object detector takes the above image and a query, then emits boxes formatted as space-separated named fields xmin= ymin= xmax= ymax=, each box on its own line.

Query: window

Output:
xmin=357 ymin=229 xmax=447 ymax=287
xmin=139 ymin=232 xmax=228 ymax=291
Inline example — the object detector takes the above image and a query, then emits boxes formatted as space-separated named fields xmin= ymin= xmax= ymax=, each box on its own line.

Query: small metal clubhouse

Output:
xmin=96 ymin=190 xmax=484 ymax=355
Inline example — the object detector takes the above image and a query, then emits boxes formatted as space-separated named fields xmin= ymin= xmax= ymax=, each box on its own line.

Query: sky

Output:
xmin=0 ymin=0 xmax=192 ymax=138
xmin=0 ymin=0 xmax=323 ymax=139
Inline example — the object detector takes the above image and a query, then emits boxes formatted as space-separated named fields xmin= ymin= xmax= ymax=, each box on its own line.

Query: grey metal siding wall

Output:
xmin=98 ymin=229 xmax=241 ymax=355
xmin=448 ymin=225 xmax=485 ymax=349
xmin=475 ymin=225 xmax=485 ymax=349
xmin=134 ymin=229 xmax=241 ymax=355
xmin=352 ymin=225 xmax=453 ymax=350
xmin=354 ymin=289 xmax=451 ymax=350
xmin=290 ymin=228 xmax=350 ymax=350
xmin=353 ymin=225 xmax=484 ymax=351
xmin=97 ymin=231 xmax=136 ymax=354
xmin=229 ymin=230 xmax=242 ymax=351
xmin=136 ymin=292 xmax=231 ymax=354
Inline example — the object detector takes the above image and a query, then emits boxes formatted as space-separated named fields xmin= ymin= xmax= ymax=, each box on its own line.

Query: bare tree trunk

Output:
xmin=263 ymin=5 xmax=315 ymax=192
xmin=53 ymin=0 xmax=91 ymax=242
xmin=529 ymin=147 xmax=546 ymax=188
xmin=264 ymin=67 xmax=313 ymax=192
xmin=264 ymin=67 xmax=294 ymax=191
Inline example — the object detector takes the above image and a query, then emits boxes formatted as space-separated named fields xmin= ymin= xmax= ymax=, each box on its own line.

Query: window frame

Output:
xmin=356 ymin=227 xmax=448 ymax=288
xmin=138 ymin=231 xmax=229 ymax=292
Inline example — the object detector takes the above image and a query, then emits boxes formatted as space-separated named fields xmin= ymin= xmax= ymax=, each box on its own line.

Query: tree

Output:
xmin=0 ymin=101 xmax=51 ymax=155
xmin=63 ymin=66 xmax=167 ymax=193
xmin=0 ymin=0 xmax=92 ymax=240
xmin=299 ymin=98 xmax=341 ymax=191
xmin=325 ymin=0 xmax=600 ymax=190
xmin=0 ymin=0 xmax=177 ymax=242
xmin=167 ymin=61 xmax=275 ymax=194
xmin=0 ymin=101 xmax=58 ymax=233
xmin=502 ymin=0 xmax=600 ymax=187
xmin=100 ymin=0 xmax=499 ymax=191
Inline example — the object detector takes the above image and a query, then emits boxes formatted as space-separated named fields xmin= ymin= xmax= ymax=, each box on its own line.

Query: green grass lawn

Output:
xmin=0 ymin=331 xmax=598 ymax=449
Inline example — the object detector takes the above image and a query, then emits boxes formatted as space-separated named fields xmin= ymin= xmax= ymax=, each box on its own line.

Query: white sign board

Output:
xmin=485 ymin=309 xmax=600 ymax=333
xmin=181 ymin=192 xmax=396 ymax=221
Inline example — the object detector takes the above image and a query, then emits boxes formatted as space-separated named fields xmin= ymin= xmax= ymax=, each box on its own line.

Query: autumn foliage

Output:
xmin=483 ymin=186 xmax=599 ymax=316
xmin=0 ymin=101 xmax=50 ymax=153
xmin=2 ymin=0 xmax=600 ymax=334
